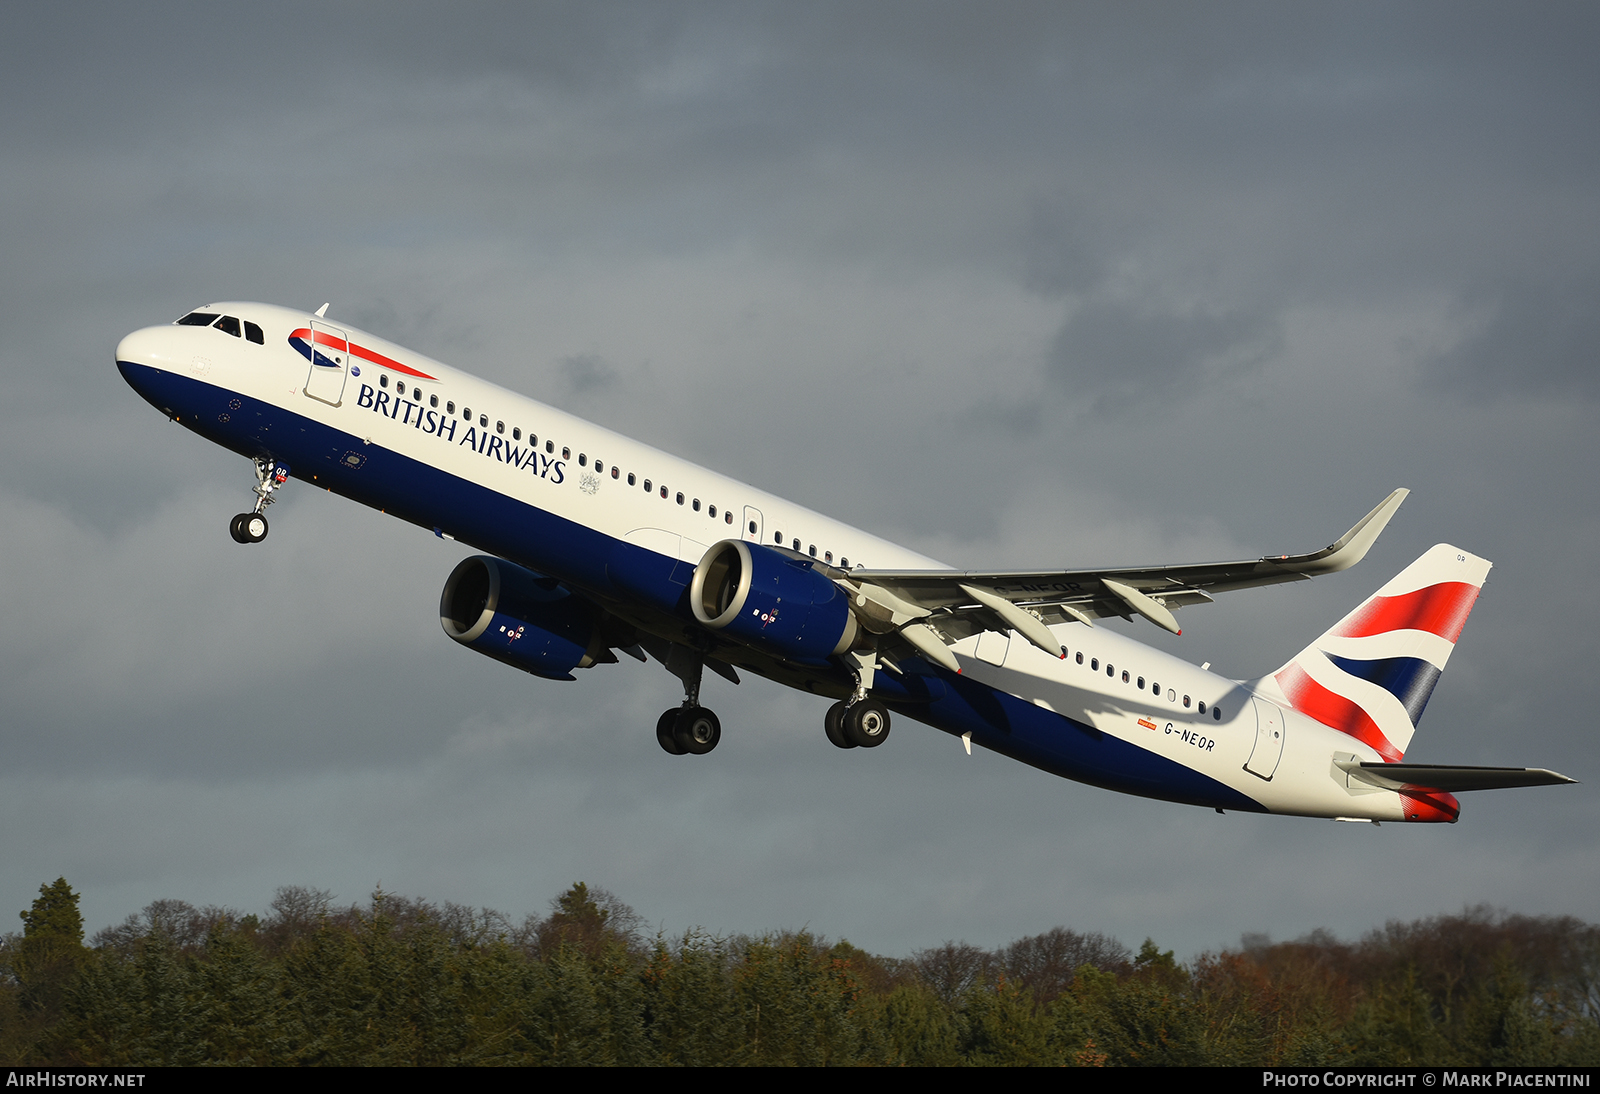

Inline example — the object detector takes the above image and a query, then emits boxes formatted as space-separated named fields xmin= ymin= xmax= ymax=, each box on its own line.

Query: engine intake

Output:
xmin=690 ymin=539 xmax=857 ymax=662
xmin=440 ymin=555 xmax=611 ymax=680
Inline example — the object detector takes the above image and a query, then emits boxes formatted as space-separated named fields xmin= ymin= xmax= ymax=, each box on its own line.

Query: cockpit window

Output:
xmin=214 ymin=316 xmax=241 ymax=337
xmin=177 ymin=312 xmax=219 ymax=326
xmin=243 ymin=321 xmax=264 ymax=344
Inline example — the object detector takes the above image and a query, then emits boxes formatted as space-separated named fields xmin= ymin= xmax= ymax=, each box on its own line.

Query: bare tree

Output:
xmin=913 ymin=941 xmax=995 ymax=1003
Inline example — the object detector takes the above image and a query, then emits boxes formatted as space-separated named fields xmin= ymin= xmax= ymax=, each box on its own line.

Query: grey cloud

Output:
xmin=1430 ymin=269 xmax=1600 ymax=399
xmin=1046 ymin=300 xmax=1282 ymax=412
xmin=560 ymin=352 xmax=618 ymax=394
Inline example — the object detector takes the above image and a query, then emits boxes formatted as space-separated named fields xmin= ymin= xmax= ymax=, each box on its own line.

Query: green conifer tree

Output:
xmin=14 ymin=879 xmax=88 ymax=1014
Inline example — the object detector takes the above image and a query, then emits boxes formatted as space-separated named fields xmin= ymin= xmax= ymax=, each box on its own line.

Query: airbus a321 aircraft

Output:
xmin=117 ymin=302 xmax=1573 ymax=824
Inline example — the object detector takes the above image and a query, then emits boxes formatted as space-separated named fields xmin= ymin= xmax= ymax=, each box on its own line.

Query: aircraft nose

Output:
xmin=116 ymin=325 xmax=182 ymax=407
xmin=116 ymin=326 xmax=171 ymax=371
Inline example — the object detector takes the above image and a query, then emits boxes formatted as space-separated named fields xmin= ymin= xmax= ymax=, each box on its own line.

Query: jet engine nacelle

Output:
xmin=690 ymin=539 xmax=858 ymax=662
xmin=440 ymin=555 xmax=609 ymax=681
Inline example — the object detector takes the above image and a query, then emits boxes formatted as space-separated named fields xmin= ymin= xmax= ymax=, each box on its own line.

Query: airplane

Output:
xmin=116 ymin=302 xmax=1574 ymax=824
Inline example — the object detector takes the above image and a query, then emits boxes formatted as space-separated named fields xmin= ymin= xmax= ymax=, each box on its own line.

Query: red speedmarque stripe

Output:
xmin=1399 ymin=787 xmax=1460 ymax=823
xmin=1276 ymin=663 xmax=1403 ymax=762
xmin=1331 ymin=581 xmax=1480 ymax=644
xmin=290 ymin=328 xmax=437 ymax=380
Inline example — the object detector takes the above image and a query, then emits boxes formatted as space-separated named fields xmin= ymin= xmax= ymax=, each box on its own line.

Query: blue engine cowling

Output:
xmin=689 ymin=539 xmax=858 ymax=662
xmin=440 ymin=556 xmax=607 ymax=680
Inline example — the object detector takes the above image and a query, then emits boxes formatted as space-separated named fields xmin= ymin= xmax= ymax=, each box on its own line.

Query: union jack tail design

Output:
xmin=1271 ymin=544 xmax=1491 ymax=761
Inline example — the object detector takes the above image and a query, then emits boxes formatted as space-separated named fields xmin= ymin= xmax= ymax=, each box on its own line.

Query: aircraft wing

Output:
xmin=838 ymin=489 xmax=1409 ymax=660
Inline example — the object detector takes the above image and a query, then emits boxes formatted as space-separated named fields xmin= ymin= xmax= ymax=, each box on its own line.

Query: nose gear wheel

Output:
xmin=228 ymin=457 xmax=288 ymax=544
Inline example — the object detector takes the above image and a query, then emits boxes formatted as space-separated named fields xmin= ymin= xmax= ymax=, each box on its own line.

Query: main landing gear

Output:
xmin=656 ymin=705 xmax=722 ymax=756
xmin=229 ymin=457 xmax=288 ymax=544
xmin=825 ymin=650 xmax=892 ymax=749
xmin=656 ymin=655 xmax=722 ymax=756
xmin=825 ymin=698 xmax=891 ymax=749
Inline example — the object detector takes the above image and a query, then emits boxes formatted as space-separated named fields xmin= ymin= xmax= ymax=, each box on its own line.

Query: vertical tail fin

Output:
xmin=1270 ymin=544 xmax=1491 ymax=760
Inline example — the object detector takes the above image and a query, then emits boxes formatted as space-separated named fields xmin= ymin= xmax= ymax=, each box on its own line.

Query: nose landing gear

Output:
xmin=229 ymin=512 xmax=269 ymax=544
xmin=229 ymin=457 xmax=288 ymax=544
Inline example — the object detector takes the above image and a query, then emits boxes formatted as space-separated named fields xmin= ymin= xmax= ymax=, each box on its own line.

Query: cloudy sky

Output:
xmin=3 ymin=1 xmax=1596 ymax=959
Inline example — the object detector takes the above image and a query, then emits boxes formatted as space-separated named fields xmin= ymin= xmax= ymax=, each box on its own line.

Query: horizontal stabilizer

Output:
xmin=1338 ymin=760 xmax=1576 ymax=792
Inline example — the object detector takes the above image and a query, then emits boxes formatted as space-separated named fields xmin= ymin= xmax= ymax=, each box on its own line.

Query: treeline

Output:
xmin=2 ymin=879 xmax=1597 ymax=1066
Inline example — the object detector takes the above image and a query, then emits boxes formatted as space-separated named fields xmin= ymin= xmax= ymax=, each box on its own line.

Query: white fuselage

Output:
xmin=117 ymin=301 xmax=1419 ymax=823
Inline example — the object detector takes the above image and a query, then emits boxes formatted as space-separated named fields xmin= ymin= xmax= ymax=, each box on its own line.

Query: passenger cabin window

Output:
xmin=808 ymin=545 xmax=817 ymax=557
xmin=628 ymin=473 xmax=636 ymax=485
xmin=397 ymin=382 xmax=406 ymax=396
xmin=546 ymin=441 xmax=554 ymax=454
xmin=496 ymin=421 xmax=504 ymax=434
xmin=1213 ymin=706 xmax=1223 ymax=721
xmin=691 ymin=498 xmax=699 ymax=511
xmin=447 ymin=401 xmax=455 ymax=414
xmin=380 ymin=375 xmax=389 ymax=388
xmin=513 ymin=428 xmax=521 ymax=440
xmin=579 ymin=454 xmax=587 ymax=466
xmin=726 ymin=511 xmax=734 ymax=524
xmin=479 ymin=415 xmax=488 ymax=427
xmin=562 ymin=447 xmax=570 ymax=460
xmin=244 ymin=321 xmax=264 ymax=344
xmin=430 ymin=395 xmax=438 ymax=408
xmin=612 ymin=467 xmax=620 ymax=479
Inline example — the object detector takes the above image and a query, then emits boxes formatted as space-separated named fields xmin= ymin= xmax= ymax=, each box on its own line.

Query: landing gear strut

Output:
xmin=230 ymin=457 xmax=288 ymax=545
xmin=655 ymin=654 xmax=722 ymax=756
